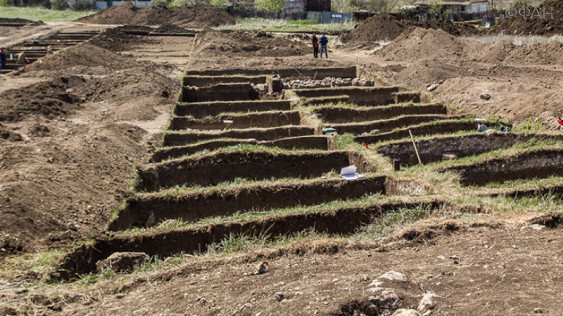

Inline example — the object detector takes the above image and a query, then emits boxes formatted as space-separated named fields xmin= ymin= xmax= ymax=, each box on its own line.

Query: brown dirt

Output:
xmin=194 ymin=29 xmax=309 ymax=57
xmin=25 ymin=43 xmax=137 ymax=72
xmin=345 ymin=14 xmax=477 ymax=44
xmin=491 ymin=0 xmax=563 ymax=35
xmin=89 ymin=26 xmax=148 ymax=51
xmin=0 ymin=26 xmax=181 ymax=257
xmin=155 ymin=23 xmax=189 ymax=33
xmin=369 ymin=27 xmax=563 ymax=125
xmin=15 ymin=217 xmax=563 ymax=315
xmin=79 ymin=2 xmax=236 ymax=28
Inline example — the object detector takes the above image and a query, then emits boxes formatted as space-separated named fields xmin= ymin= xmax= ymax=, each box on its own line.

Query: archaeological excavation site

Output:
xmin=0 ymin=1 xmax=562 ymax=314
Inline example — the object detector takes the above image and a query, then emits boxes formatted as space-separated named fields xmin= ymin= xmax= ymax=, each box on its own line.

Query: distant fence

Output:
xmin=94 ymin=0 xmax=151 ymax=10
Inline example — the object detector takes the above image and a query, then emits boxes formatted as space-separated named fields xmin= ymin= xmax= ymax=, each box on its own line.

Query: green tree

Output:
xmin=255 ymin=0 xmax=284 ymax=12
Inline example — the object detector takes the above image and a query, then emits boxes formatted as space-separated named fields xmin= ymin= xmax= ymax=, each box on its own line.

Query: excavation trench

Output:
xmin=136 ymin=151 xmax=374 ymax=191
xmin=180 ymin=83 xmax=259 ymax=102
xmin=444 ymin=149 xmax=563 ymax=186
xmin=152 ymin=136 xmax=334 ymax=162
xmin=313 ymin=103 xmax=447 ymax=123
xmin=378 ymin=133 xmax=563 ymax=167
xmin=174 ymin=100 xmax=292 ymax=118
xmin=355 ymin=120 xmax=479 ymax=144
xmin=293 ymin=87 xmax=404 ymax=106
xmin=162 ymin=126 xmax=316 ymax=146
xmin=483 ymin=185 xmax=563 ymax=200
xmin=183 ymin=75 xmax=266 ymax=87
xmin=186 ymin=66 xmax=358 ymax=79
xmin=329 ymin=115 xmax=459 ymax=135
xmin=109 ymin=176 xmax=390 ymax=230
xmin=168 ymin=111 xmax=302 ymax=130
xmin=56 ymin=199 xmax=449 ymax=279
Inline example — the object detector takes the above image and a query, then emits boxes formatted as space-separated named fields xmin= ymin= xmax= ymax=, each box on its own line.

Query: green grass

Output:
xmin=0 ymin=6 xmax=93 ymax=22
xmin=217 ymin=18 xmax=355 ymax=32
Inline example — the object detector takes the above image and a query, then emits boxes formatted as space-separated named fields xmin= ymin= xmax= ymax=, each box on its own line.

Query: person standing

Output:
xmin=0 ymin=48 xmax=6 ymax=70
xmin=312 ymin=34 xmax=319 ymax=58
xmin=319 ymin=34 xmax=328 ymax=58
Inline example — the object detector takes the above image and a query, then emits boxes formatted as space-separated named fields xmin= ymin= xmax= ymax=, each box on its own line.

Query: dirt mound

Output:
xmin=90 ymin=27 xmax=147 ymax=51
xmin=345 ymin=15 xmax=478 ymax=44
xmin=0 ymin=123 xmax=22 ymax=141
xmin=155 ymin=23 xmax=189 ymax=33
xmin=195 ymin=30 xmax=309 ymax=57
xmin=26 ymin=43 xmax=136 ymax=72
xmin=79 ymin=3 xmax=235 ymax=28
xmin=378 ymin=27 xmax=466 ymax=60
xmin=0 ymin=76 xmax=85 ymax=121
xmin=406 ymin=19 xmax=478 ymax=36
xmin=492 ymin=0 xmax=563 ymax=35
xmin=345 ymin=14 xmax=406 ymax=43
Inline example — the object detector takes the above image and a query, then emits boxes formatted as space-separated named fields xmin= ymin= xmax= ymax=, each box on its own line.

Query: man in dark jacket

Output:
xmin=0 ymin=48 xmax=6 ymax=70
xmin=319 ymin=34 xmax=328 ymax=58
xmin=312 ymin=34 xmax=319 ymax=58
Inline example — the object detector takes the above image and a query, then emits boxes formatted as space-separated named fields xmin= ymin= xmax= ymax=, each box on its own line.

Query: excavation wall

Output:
xmin=313 ymin=103 xmax=446 ymax=123
xmin=162 ymin=126 xmax=316 ymax=146
xmin=180 ymin=83 xmax=259 ymax=102
xmin=168 ymin=111 xmax=302 ymax=130
xmin=174 ymin=100 xmax=292 ymax=118
xmin=378 ymin=133 xmax=562 ymax=166
xmin=109 ymin=176 xmax=388 ymax=230
xmin=444 ymin=149 xmax=563 ymax=185
xmin=136 ymin=151 xmax=369 ymax=191
xmin=186 ymin=67 xmax=358 ymax=79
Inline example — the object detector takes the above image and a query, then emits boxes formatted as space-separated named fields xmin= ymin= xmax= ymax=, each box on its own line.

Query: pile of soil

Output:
xmin=345 ymin=14 xmax=478 ymax=44
xmin=406 ymin=19 xmax=478 ymax=36
xmin=492 ymin=0 xmax=563 ymax=35
xmin=0 ymin=76 xmax=84 ymax=121
xmin=195 ymin=30 xmax=309 ymax=57
xmin=90 ymin=26 xmax=148 ymax=51
xmin=345 ymin=14 xmax=406 ymax=43
xmin=26 ymin=43 xmax=136 ymax=72
xmin=155 ymin=23 xmax=189 ymax=33
xmin=378 ymin=27 xmax=466 ymax=61
xmin=79 ymin=3 xmax=235 ymax=28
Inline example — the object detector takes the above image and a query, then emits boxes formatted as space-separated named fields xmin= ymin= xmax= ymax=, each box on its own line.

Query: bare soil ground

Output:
xmin=0 ymin=22 xmax=188 ymax=256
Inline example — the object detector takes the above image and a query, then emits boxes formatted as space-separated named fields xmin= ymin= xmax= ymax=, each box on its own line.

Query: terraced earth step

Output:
xmin=109 ymin=176 xmax=388 ymax=230
xmin=442 ymin=148 xmax=563 ymax=186
xmin=135 ymin=150 xmax=374 ymax=191
xmin=355 ymin=119 xmax=480 ymax=144
xmin=313 ymin=103 xmax=447 ymax=123
xmin=329 ymin=114 xmax=463 ymax=135
xmin=152 ymin=136 xmax=334 ymax=162
xmin=377 ymin=133 xmax=562 ymax=167
xmin=186 ymin=66 xmax=358 ymax=79
xmin=162 ymin=126 xmax=316 ymax=146
xmin=183 ymin=75 xmax=267 ymax=87
xmin=56 ymin=199 xmax=449 ymax=279
xmin=174 ymin=100 xmax=292 ymax=118
xmin=481 ymin=185 xmax=563 ymax=199
xmin=180 ymin=83 xmax=259 ymax=102
xmin=168 ymin=110 xmax=302 ymax=130
xmin=292 ymin=86 xmax=402 ymax=106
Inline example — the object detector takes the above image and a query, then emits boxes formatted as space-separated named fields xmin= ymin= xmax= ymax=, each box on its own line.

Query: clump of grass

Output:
xmin=354 ymin=205 xmax=433 ymax=239
xmin=217 ymin=18 xmax=355 ymax=32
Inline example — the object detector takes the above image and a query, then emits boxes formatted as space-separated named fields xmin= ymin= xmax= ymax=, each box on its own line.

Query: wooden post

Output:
xmin=409 ymin=129 xmax=423 ymax=165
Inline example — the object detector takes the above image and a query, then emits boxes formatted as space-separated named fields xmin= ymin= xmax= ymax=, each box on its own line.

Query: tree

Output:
xmin=254 ymin=0 xmax=284 ymax=12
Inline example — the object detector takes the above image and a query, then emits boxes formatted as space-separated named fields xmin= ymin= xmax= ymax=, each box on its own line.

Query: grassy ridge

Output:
xmin=0 ymin=6 xmax=93 ymax=22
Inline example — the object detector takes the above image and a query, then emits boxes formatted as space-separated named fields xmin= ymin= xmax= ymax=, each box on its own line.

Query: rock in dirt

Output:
xmin=378 ymin=271 xmax=409 ymax=282
xmin=418 ymin=292 xmax=440 ymax=311
xmin=254 ymin=261 xmax=268 ymax=275
xmin=275 ymin=292 xmax=284 ymax=301
xmin=427 ymin=84 xmax=438 ymax=92
xmin=96 ymin=252 xmax=149 ymax=273
xmin=392 ymin=309 xmax=422 ymax=316
xmin=480 ymin=92 xmax=492 ymax=100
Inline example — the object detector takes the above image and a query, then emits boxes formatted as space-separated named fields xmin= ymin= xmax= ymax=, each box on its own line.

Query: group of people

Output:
xmin=311 ymin=34 xmax=328 ymax=59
